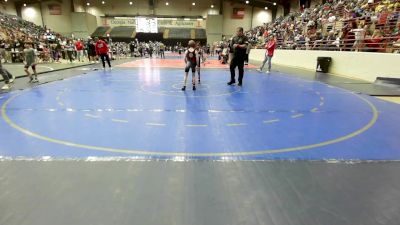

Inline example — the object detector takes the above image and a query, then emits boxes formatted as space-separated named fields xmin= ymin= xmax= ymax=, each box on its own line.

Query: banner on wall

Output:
xmin=102 ymin=17 xmax=136 ymax=26
xmin=157 ymin=19 xmax=204 ymax=28
xmin=48 ymin=4 xmax=62 ymax=15
xmin=232 ymin=8 xmax=245 ymax=19
xmin=102 ymin=17 xmax=205 ymax=28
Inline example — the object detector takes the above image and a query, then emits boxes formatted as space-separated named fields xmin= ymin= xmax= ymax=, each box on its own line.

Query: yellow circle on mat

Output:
xmin=1 ymin=90 xmax=378 ymax=157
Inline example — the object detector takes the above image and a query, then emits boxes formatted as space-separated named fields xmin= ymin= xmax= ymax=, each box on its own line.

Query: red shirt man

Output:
xmin=95 ymin=39 xmax=109 ymax=55
xmin=94 ymin=38 xmax=111 ymax=68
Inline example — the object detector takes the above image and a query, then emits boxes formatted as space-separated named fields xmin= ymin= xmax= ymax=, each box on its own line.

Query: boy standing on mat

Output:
xmin=182 ymin=40 xmax=198 ymax=91
xmin=23 ymin=42 xmax=39 ymax=83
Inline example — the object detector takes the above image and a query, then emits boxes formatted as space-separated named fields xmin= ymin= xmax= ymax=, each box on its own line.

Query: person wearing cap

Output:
xmin=258 ymin=34 xmax=276 ymax=73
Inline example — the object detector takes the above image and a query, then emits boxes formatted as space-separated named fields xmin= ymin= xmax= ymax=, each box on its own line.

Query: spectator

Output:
xmin=23 ymin=42 xmax=38 ymax=83
xmin=65 ymin=40 xmax=75 ymax=63
xmin=87 ymin=39 xmax=97 ymax=63
xmin=258 ymin=35 xmax=276 ymax=73
xmin=75 ymin=39 xmax=84 ymax=62
xmin=95 ymin=37 xmax=111 ymax=69
xmin=0 ymin=53 xmax=14 ymax=90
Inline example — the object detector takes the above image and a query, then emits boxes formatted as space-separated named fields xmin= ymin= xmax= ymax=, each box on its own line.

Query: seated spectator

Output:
xmin=324 ymin=30 xmax=338 ymax=50
xmin=364 ymin=29 xmax=383 ymax=51
xmin=392 ymin=34 xmax=400 ymax=53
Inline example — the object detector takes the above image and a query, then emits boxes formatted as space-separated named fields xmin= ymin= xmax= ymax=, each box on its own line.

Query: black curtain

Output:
xmin=135 ymin=33 xmax=164 ymax=42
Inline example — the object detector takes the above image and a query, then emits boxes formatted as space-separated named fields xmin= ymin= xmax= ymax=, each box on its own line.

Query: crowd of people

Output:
xmin=245 ymin=0 xmax=400 ymax=52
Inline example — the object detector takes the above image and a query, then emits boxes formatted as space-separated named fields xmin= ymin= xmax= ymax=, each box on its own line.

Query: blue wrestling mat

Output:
xmin=1 ymin=64 xmax=400 ymax=160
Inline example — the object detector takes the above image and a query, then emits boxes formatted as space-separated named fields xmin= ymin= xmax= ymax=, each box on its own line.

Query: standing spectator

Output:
xmin=244 ymin=42 xmax=251 ymax=65
xmin=0 ymin=53 xmax=14 ymax=90
xmin=364 ymin=29 xmax=383 ymax=52
xmin=210 ymin=43 xmax=215 ymax=56
xmin=159 ymin=42 xmax=165 ymax=59
xmin=196 ymin=42 xmax=203 ymax=83
xmin=75 ymin=39 xmax=84 ymax=62
xmin=352 ymin=25 xmax=368 ymax=52
xmin=258 ymin=35 xmax=276 ymax=73
xmin=130 ymin=41 xmax=135 ymax=57
xmin=55 ymin=41 xmax=62 ymax=62
xmin=341 ymin=21 xmax=357 ymax=51
xmin=95 ymin=37 xmax=111 ymax=69
xmin=0 ymin=41 xmax=7 ymax=63
xmin=23 ymin=42 xmax=38 ymax=83
xmin=181 ymin=40 xmax=198 ymax=91
xmin=227 ymin=27 xmax=249 ymax=86
xmin=178 ymin=43 xmax=182 ymax=55
xmin=148 ymin=43 xmax=154 ymax=58
xmin=84 ymin=39 xmax=89 ymax=60
xmin=87 ymin=39 xmax=97 ymax=63
xmin=50 ymin=43 xmax=58 ymax=62
xmin=4 ymin=40 xmax=12 ymax=63
xmin=65 ymin=40 xmax=75 ymax=63
xmin=138 ymin=44 xmax=143 ymax=57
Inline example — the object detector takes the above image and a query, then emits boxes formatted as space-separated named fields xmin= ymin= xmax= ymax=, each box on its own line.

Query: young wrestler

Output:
xmin=182 ymin=40 xmax=198 ymax=91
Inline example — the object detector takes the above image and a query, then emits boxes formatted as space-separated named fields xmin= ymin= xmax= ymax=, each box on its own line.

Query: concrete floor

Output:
xmin=1 ymin=161 xmax=400 ymax=225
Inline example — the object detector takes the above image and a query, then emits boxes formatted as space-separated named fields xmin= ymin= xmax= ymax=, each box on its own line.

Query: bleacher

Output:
xmin=91 ymin=25 xmax=207 ymax=42
xmin=165 ymin=28 xmax=192 ymax=39
xmin=247 ymin=0 xmax=400 ymax=53
xmin=194 ymin=29 xmax=207 ymax=39
xmin=109 ymin=26 xmax=136 ymax=38
xmin=91 ymin=26 xmax=111 ymax=37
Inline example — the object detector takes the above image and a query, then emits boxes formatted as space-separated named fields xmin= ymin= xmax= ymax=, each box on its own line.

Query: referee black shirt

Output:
xmin=231 ymin=35 xmax=249 ymax=59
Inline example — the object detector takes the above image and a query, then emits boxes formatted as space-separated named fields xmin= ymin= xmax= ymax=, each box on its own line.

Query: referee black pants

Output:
xmin=230 ymin=56 xmax=245 ymax=83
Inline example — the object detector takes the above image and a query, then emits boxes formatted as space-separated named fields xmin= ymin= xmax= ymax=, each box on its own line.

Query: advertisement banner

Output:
xmin=102 ymin=17 xmax=205 ymax=28
xmin=232 ymin=8 xmax=245 ymax=19
xmin=102 ymin=17 xmax=136 ymax=26
xmin=158 ymin=19 xmax=204 ymax=28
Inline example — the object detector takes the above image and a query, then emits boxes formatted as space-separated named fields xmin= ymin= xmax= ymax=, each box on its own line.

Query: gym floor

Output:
xmin=1 ymin=54 xmax=400 ymax=225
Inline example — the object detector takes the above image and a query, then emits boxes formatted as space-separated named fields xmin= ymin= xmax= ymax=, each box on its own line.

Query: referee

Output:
xmin=227 ymin=27 xmax=249 ymax=86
